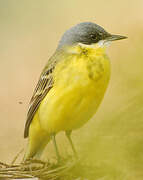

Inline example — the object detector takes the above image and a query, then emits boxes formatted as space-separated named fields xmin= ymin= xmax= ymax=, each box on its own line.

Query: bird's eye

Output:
xmin=98 ymin=32 xmax=102 ymax=35
xmin=90 ymin=34 xmax=97 ymax=40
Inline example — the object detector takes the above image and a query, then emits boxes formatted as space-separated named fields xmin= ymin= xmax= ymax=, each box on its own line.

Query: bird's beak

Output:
xmin=106 ymin=34 xmax=127 ymax=41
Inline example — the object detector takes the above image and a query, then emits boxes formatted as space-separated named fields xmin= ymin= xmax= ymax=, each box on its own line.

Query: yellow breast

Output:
xmin=38 ymin=45 xmax=110 ymax=133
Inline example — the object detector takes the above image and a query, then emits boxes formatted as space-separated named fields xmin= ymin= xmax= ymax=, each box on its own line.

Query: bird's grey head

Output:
xmin=58 ymin=22 xmax=127 ymax=49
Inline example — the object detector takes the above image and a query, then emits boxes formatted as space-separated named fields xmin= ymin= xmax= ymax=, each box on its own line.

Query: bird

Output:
xmin=23 ymin=22 xmax=127 ymax=161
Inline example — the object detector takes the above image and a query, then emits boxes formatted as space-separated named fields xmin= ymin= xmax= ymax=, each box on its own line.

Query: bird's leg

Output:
xmin=51 ymin=133 xmax=60 ymax=161
xmin=65 ymin=131 xmax=78 ymax=158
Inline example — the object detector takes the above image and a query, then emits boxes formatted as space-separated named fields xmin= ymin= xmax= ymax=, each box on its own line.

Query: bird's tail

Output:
xmin=23 ymin=113 xmax=51 ymax=161
xmin=23 ymin=135 xmax=50 ymax=161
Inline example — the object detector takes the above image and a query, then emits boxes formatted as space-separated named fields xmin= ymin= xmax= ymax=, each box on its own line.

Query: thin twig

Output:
xmin=0 ymin=157 xmax=77 ymax=179
xmin=11 ymin=148 xmax=24 ymax=165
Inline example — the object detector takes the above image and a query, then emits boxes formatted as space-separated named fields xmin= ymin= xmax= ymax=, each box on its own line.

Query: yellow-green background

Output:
xmin=0 ymin=0 xmax=143 ymax=179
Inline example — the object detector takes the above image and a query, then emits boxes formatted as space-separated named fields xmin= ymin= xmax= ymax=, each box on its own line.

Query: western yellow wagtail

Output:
xmin=24 ymin=22 xmax=127 ymax=160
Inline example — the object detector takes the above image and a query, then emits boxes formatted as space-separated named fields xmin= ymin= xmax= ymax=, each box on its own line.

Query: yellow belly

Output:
xmin=37 ymin=47 xmax=110 ymax=133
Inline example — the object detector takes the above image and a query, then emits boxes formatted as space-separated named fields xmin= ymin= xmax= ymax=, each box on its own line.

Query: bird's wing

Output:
xmin=24 ymin=55 xmax=58 ymax=138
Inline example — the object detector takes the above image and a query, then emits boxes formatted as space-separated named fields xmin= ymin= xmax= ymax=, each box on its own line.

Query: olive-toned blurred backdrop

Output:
xmin=0 ymin=0 xmax=143 ymax=179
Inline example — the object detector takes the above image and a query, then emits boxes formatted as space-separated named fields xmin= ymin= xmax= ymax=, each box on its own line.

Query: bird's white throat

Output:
xmin=78 ymin=40 xmax=111 ymax=49
xmin=97 ymin=40 xmax=111 ymax=47
xmin=66 ymin=40 xmax=111 ymax=54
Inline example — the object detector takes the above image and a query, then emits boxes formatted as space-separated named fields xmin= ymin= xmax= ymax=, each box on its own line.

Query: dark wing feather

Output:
xmin=24 ymin=60 xmax=55 ymax=138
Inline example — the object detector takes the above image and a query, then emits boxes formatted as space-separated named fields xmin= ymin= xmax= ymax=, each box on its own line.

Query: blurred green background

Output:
xmin=0 ymin=0 xmax=143 ymax=179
